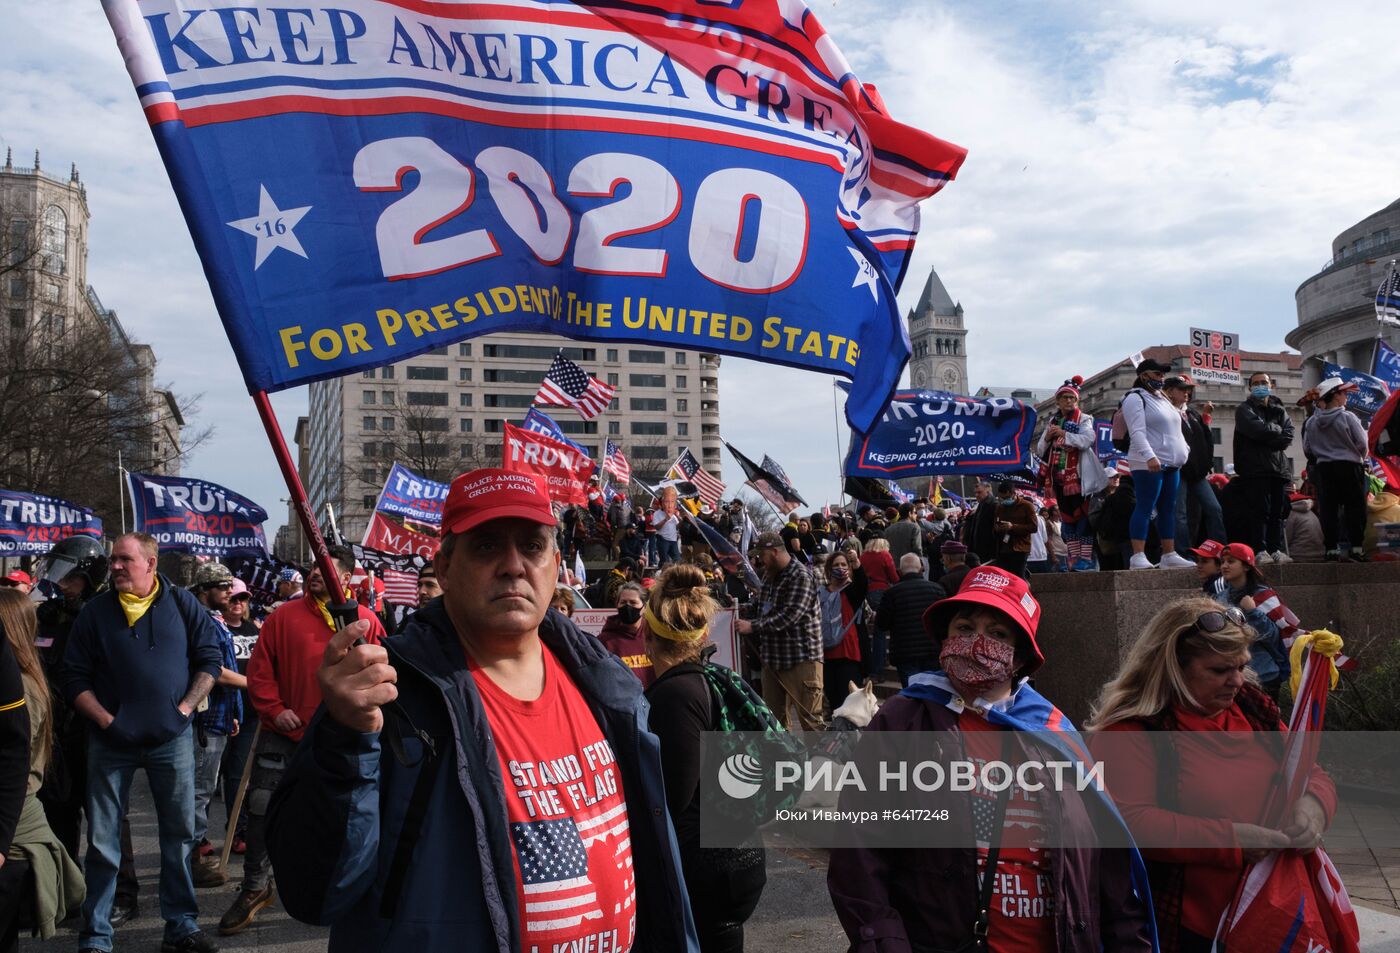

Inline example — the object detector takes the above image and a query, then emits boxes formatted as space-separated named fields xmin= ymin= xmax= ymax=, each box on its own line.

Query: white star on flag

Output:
xmin=848 ymin=247 xmax=879 ymax=301
xmin=227 ymin=185 xmax=312 ymax=269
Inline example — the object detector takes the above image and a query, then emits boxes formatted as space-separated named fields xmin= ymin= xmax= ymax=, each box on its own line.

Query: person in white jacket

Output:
xmin=1120 ymin=358 xmax=1192 ymax=570
xmin=1035 ymin=376 xmax=1106 ymax=570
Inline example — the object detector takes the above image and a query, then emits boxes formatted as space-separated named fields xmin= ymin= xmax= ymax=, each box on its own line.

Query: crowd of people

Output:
xmin=0 ymin=367 xmax=1387 ymax=953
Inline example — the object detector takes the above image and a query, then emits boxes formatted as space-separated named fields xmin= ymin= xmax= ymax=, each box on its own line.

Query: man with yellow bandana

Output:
xmin=221 ymin=545 xmax=383 ymax=936
xmin=61 ymin=532 xmax=226 ymax=953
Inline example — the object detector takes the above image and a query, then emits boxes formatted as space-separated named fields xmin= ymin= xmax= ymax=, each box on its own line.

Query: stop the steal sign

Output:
xmin=1189 ymin=327 xmax=1241 ymax=385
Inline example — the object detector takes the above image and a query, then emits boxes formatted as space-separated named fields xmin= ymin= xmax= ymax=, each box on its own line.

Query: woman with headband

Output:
xmin=642 ymin=564 xmax=767 ymax=953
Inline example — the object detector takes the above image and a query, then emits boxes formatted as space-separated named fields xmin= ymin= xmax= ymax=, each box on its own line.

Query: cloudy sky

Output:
xmin=2 ymin=1 xmax=1397 ymax=534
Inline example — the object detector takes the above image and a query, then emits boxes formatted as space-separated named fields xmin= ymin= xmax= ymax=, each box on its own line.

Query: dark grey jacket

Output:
xmin=266 ymin=602 xmax=699 ymax=953
xmin=874 ymin=573 xmax=947 ymax=667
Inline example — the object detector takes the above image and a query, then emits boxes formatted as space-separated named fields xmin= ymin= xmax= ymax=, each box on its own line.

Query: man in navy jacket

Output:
xmin=62 ymin=532 xmax=225 ymax=953
xmin=267 ymin=469 xmax=699 ymax=953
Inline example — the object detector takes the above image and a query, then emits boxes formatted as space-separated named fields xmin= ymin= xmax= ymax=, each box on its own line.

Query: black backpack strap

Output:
xmin=379 ymin=740 xmax=442 ymax=919
xmin=970 ymin=732 xmax=1015 ymax=949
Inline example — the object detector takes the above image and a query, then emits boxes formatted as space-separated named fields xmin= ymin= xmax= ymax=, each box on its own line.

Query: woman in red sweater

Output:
xmin=1089 ymin=597 xmax=1338 ymax=953
xmin=817 ymin=552 xmax=864 ymax=712
xmin=857 ymin=537 xmax=900 ymax=598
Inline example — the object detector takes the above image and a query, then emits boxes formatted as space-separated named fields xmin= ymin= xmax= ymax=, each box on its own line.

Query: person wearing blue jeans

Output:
xmin=62 ymin=533 xmax=225 ymax=953
xmin=189 ymin=563 xmax=247 ymax=888
xmin=1165 ymin=375 xmax=1227 ymax=548
xmin=1175 ymin=474 xmax=1226 ymax=548
xmin=1120 ymin=357 xmax=1196 ymax=570
xmin=85 ymin=729 xmax=200 ymax=950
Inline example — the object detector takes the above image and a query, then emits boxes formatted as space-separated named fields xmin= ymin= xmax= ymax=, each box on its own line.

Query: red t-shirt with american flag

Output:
xmin=470 ymin=645 xmax=636 ymax=953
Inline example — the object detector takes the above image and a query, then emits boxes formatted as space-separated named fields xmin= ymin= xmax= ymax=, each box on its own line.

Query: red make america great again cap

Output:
xmin=442 ymin=469 xmax=557 ymax=535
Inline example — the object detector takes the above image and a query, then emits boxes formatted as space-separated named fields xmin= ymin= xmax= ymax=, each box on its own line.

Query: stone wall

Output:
xmin=1026 ymin=562 xmax=1400 ymax=726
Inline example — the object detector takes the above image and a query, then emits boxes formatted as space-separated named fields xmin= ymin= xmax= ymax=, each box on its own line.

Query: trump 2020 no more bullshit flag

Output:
xmin=102 ymin=0 xmax=965 ymax=432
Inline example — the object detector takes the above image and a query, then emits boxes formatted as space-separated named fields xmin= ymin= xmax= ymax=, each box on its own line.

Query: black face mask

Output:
xmin=616 ymin=604 xmax=642 ymax=625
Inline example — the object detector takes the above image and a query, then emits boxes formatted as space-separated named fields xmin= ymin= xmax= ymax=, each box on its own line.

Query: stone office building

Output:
xmin=1289 ymin=196 xmax=1400 ymax=385
xmin=302 ymin=333 xmax=723 ymax=542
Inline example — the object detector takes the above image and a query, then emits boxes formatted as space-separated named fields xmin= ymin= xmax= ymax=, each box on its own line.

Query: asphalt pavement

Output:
xmin=19 ymin=774 xmax=1400 ymax=952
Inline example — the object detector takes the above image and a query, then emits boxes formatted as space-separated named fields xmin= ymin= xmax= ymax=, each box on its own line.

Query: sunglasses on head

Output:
xmin=1193 ymin=607 xmax=1247 ymax=634
xmin=0 ymin=580 xmax=20 ymax=588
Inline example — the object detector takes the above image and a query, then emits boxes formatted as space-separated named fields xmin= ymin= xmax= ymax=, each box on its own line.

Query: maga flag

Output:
xmin=362 ymin=511 xmax=439 ymax=560
xmin=103 ymin=1 xmax=964 ymax=433
xmin=502 ymin=423 xmax=595 ymax=505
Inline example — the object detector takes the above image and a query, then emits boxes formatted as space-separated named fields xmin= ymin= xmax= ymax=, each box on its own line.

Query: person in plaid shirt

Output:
xmin=736 ymin=532 xmax=825 ymax=729
xmin=188 ymin=562 xmax=247 ymax=889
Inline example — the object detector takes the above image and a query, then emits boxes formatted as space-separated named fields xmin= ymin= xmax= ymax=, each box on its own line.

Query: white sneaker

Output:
xmin=1159 ymin=551 xmax=1195 ymax=569
xmin=1255 ymin=551 xmax=1275 ymax=564
xmin=1129 ymin=553 xmax=1157 ymax=570
xmin=1270 ymin=551 xmax=1292 ymax=564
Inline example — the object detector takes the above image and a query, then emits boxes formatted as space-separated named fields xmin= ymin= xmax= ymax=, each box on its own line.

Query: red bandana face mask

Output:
xmin=940 ymin=632 xmax=1017 ymax=694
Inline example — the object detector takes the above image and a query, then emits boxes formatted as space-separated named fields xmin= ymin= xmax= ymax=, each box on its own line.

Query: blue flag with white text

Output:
xmin=522 ymin=408 xmax=590 ymax=459
xmin=374 ymin=462 xmax=448 ymax=526
xmin=103 ymin=1 xmax=966 ymax=432
xmin=0 ymin=490 xmax=103 ymax=556
xmin=844 ymin=390 xmax=1038 ymax=479
xmin=1321 ymin=362 xmax=1390 ymax=416
xmin=1373 ymin=339 xmax=1400 ymax=391
xmin=126 ymin=473 xmax=268 ymax=556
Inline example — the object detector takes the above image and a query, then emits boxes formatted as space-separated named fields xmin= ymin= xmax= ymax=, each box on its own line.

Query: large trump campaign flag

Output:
xmin=102 ymin=0 xmax=965 ymax=431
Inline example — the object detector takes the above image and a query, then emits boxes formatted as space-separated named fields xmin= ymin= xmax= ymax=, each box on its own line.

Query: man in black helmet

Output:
xmin=34 ymin=537 xmax=143 ymax=928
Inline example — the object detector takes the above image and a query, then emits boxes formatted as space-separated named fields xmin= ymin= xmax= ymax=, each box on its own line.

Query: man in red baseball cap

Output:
xmin=268 ymin=469 xmax=697 ymax=953
xmin=1190 ymin=539 xmax=1226 ymax=587
xmin=0 ymin=570 xmax=32 ymax=594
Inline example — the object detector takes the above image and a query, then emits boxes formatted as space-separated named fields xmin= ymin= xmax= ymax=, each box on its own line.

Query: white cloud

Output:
xmin=4 ymin=1 xmax=1398 ymax=532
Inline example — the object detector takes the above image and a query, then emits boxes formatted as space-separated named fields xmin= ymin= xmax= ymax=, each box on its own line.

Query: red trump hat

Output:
xmin=442 ymin=468 xmax=557 ymax=536
xmin=922 ymin=566 xmax=1045 ymax=674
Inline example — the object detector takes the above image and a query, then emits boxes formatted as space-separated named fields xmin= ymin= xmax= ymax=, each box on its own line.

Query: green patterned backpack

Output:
xmin=700 ymin=663 xmax=807 ymax=831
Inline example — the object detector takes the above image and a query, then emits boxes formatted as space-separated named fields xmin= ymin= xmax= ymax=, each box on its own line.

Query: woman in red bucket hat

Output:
xmin=828 ymin=566 xmax=1155 ymax=952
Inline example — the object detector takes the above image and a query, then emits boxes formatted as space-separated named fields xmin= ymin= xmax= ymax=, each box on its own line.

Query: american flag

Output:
xmin=512 ymin=806 xmax=634 ymax=938
xmin=534 ymin=353 xmax=616 ymax=419
xmin=761 ymin=454 xmax=791 ymax=484
xmin=1377 ymin=262 xmax=1400 ymax=327
xmin=1254 ymin=586 xmax=1356 ymax=671
xmin=602 ymin=440 xmax=631 ymax=482
xmin=350 ymin=544 xmax=426 ymax=606
xmin=670 ymin=448 xmax=725 ymax=507
xmin=1217 ymin=638 xmax=1360 ymax=953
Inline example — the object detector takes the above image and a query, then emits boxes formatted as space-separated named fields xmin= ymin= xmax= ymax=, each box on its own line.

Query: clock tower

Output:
xmin=906 ymin=266 xmax=968 ymax=394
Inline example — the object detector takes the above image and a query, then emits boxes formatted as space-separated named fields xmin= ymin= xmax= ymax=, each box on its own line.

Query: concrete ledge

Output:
xmin=1026 ymin=562 xmax=1400 ymax=725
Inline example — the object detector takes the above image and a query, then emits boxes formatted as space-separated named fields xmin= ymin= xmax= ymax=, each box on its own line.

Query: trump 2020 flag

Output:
xmin=102 ymin=0 xmax=965 ymax=432
xmin=0 ymin=490 xmax=103 ymax=556
xmin=1373 ymin=338 xmax=1400 ymax=391
xmin=126 ymin=473 xmax=268 ymax=557
xmin=373 ymin=462 xmax=448 ymax=527
xmin=845 ymin=390 xmax=1038 ymax=479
